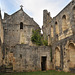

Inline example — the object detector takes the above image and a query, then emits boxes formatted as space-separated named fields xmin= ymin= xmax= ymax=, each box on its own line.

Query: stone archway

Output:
xmin=62 ymin=15 xmax=68 ymax=32
xmin=55 ymin=47 xmax=60 ymax=67
xmin=68 ymin=43 xmax=75 ymax=68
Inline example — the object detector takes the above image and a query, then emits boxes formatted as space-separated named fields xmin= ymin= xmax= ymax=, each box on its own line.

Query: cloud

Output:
xmin=0 ymin=0 xmax=10 ymax=18
xmin=0 ymin=0 xmax=71 ymax=27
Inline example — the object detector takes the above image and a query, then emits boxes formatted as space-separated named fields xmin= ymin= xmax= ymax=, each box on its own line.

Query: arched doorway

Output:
xmin=68 ymin=43 xmax=75 ymax=68
xmin=55 ymin=47 xmax=60 ymax=67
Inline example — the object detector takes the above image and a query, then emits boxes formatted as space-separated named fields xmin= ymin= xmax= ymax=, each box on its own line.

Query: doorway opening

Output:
xmin=41 ymin=56 xmax=47 ymax=71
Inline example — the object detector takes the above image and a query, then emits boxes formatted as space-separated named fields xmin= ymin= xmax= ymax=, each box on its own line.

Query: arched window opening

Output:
xmin=48 ymin=35 xmax=50 ymax=45
xmin=51 ymin=26 xmax=54 ymax=37
xmin=73 ymin=6 xmax=75 ymax=15
xmin=20 ymin=22 xmax=23 ymax=29
xmin=68 ymin=43 xmax=75 ymax=49
xmin=62 ymin=15 xmax=66 ymax=19
xmin=72 ymin=6 xmax=75 ymax=19
xmin=62 ymin=15 xmax=68 ymax=32
xmin=55 ymin=21 xmax=59 ymax=35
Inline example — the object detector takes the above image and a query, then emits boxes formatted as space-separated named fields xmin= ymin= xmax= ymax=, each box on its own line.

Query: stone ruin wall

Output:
xmin=2 ymin=8 xmax=40 ymax=51
xmin=5 ymin=45 xmax=51 ymax=72
xmin=52 ymin=35 xmax=75 ymax=72
xmin=42 ymin=0 xmax=75 ymax=45
xmin=42 ymin=0 xmax=75 ymax=72
xmin=0 ymin=11 xmax=4 ymax=66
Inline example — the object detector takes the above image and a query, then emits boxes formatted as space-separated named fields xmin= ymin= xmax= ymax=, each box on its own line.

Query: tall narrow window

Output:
xmin=73 ymin=6 xmax=75 ymax=20
xmin=48 ymin=35 xmax=50 ymax=45
xmin=20 ymin=54 xmax=22 ymax=59
xmin=20 ymin=22 xmax=23 ymax=29
xmin=55 ymin=21 xmax=59 ymax=35
xmin=73 ymin=6 xmax=75 ymax=15
xmin=51 ymin=26 xmax=54 ymax=37
xmin=62 ymin=15 xmax=68 ymax=32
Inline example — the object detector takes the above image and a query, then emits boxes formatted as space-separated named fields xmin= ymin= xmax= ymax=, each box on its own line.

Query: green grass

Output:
xmin=0 ymin=70 xmax=75 ymax=75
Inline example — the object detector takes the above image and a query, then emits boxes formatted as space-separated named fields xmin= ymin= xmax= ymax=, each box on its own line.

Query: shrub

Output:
xmin=31 ymin=29 xmax=48 ymax=46
xmin=31 ymin=29 xmax=42 ymax=46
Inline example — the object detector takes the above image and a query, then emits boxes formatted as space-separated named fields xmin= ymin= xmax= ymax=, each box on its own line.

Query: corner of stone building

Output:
xmin=4 ymin=13 xmax=10 ymax=20
xmin=0 ymin=10 xmax=4 ymax=67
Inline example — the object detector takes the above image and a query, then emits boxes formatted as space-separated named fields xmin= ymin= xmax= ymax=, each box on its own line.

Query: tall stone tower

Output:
xmin=42 ymin=10 xmax=52 ymax=40
xmin=43 ymin=10 xmax=52 ymax=26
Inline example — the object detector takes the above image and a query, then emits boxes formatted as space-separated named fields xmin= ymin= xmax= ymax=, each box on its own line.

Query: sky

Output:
xmin=0 ymin=0 xmax=71 ymax=28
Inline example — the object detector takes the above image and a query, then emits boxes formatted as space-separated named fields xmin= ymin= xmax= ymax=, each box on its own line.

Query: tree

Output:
xmin=31 ymin=29 xmax=48 ymax=46
xmin=31 ymin=29 xmax=42 ymax=46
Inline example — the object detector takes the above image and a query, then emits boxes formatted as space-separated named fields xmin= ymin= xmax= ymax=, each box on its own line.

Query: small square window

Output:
xmin=20 ymin=54 xmax=22 ymax=59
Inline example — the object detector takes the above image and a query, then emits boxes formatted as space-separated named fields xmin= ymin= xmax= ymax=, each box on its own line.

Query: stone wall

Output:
xmin=0 ymin=10 xmax=3 ymax=66
xmin=5 ymin=45 xmax=51 ymax=72
xmin=52 ymin=35 xmax=75 ymax=72
xmin=2 ymin=8 xmax=40 ymax=50
xmin=0 ymin=0 xmax=75 ymax=73
xmin=42 ymin=0 xmax=75 ymax=72
xmin=42 ymin=0 xmax=75 ymax=44
xmin=3 ymin=24 xmax=35 ymax=47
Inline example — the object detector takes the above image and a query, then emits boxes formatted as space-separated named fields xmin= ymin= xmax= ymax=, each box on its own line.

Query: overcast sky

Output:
xmin=0 ymin=0 xmax=71 ymax=28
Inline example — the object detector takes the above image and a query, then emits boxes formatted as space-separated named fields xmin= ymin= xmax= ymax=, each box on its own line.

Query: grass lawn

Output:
xmin=0 ymin=70 xmax=75 ymax=75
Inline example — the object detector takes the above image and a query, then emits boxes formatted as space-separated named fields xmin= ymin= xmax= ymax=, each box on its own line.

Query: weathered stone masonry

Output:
xmin=0 ymin=7 xmax=51 ymax=72
xmin=10 ymin=45 xmax=50 ymax=72
xmin=0 ymin=0 xmax=75 ymax=73
xmin=42 ymin=0 xmax=75 ymax=72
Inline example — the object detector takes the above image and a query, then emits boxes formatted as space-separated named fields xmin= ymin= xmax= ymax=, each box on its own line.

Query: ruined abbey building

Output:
xmin=0 ymin=0 xmax=75 ymax=73
xmin=0 ymin=7 xmax=50 ymax=72
xmin=42 ymin=0 xmax=75 ymax=72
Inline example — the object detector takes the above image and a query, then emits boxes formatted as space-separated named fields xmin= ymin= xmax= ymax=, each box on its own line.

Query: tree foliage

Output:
xmin=31 ymin=29 xmax=48 ymax=46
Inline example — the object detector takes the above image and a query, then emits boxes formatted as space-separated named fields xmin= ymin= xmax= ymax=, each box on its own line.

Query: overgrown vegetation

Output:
xmin=0 ymin=70 xmax=75 ymax=75
xmin=31 ymin=29 xmax=48 ymax=46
